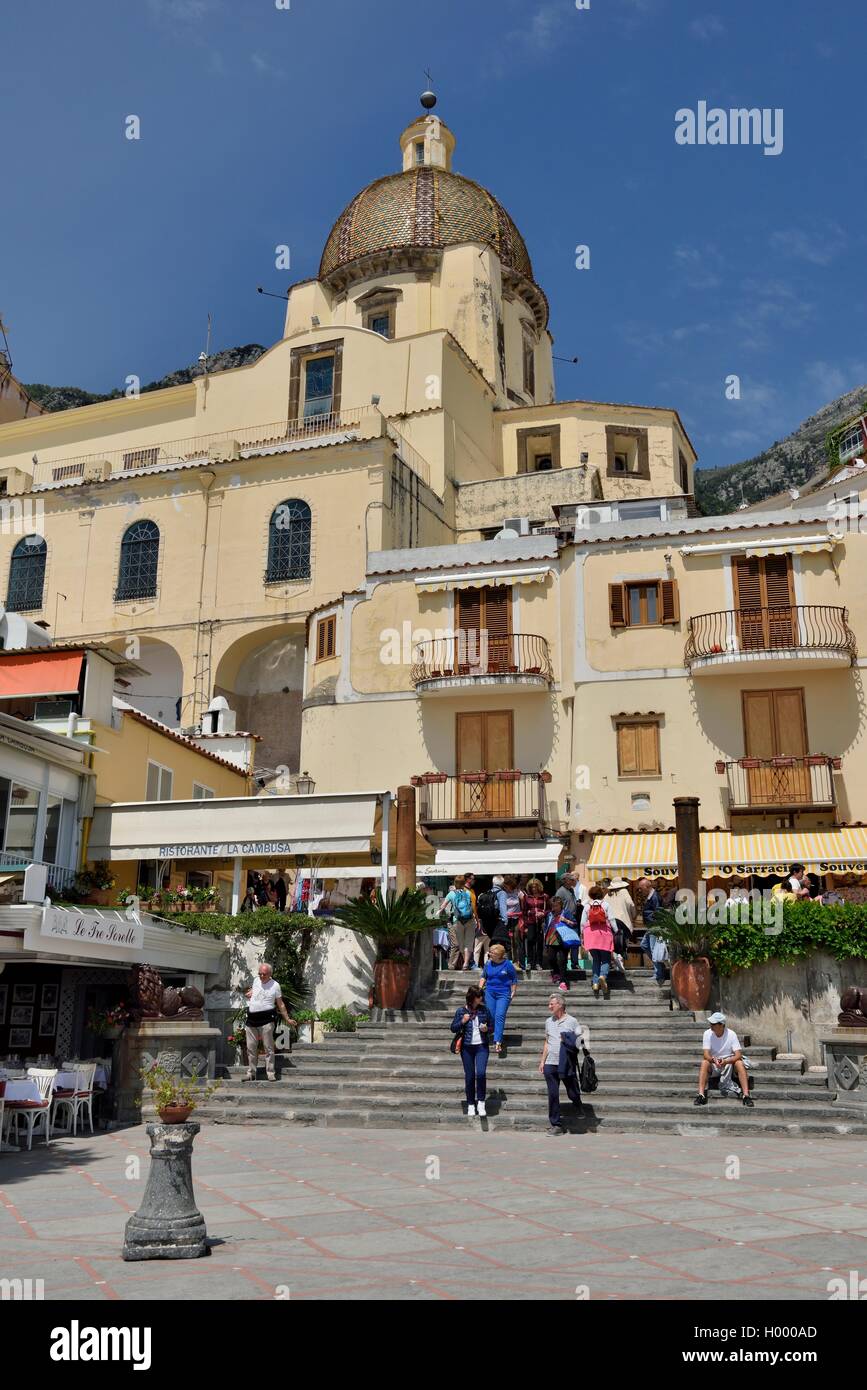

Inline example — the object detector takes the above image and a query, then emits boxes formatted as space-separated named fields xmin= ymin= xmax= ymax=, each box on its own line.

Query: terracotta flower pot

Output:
xmin=89 ymin=889 xmax=112 ymax=906
xmin=374 ymin=960 xmax=411 ymax=1009
xmin=158 ymin=1104 xmax=193 ymax=1124
xmin=671 ymin=957 xmax=712 ymax=1012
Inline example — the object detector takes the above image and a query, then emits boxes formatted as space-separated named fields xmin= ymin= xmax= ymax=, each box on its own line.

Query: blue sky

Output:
xmin=2 ymin=0 xmax=865 ymax=471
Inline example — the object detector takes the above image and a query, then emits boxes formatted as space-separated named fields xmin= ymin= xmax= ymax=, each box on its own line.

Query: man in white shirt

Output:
xmin=244 ymin=962 xmax=296 ymax=1082
xmin=694 ymin=1011 xmax=754 ymax=1108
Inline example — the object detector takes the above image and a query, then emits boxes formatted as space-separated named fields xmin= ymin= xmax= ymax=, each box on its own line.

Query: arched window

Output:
xmin=6 ymin=535 xmax=47 ymax=611
xmin=266 ymin=500 xmax=311 ymax=581
xmin=116 ymin=520 xmax=160 ymax=600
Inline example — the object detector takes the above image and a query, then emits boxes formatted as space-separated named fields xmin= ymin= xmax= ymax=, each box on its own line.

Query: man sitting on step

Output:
xmin=694 ymin=1012 xmax=754 ymax=1108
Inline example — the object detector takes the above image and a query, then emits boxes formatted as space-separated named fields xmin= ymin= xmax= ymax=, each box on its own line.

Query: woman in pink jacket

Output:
xmin=580 ymin=885 xmax=616 ymax=998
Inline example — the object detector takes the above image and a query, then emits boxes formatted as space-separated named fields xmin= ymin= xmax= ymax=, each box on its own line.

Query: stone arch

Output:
xmin=106 ymin=636 xmax=186 ymax=728
xmin=213 ymin=624 xmax=306 ymax=775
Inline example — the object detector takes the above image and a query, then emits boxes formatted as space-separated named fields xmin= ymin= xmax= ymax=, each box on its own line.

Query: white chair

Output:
xmin=50 ymin=1068 xmax=80 ymax=1136
xmin=72 ymin=1063 xmax=98 ymax=1135
xmin=6 ymin=1069 xmax=56 ymax=1150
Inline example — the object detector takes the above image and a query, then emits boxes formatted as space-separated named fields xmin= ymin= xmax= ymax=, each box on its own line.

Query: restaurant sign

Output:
xmin=158 ymin=841 xmax=294 ymax=858
xmin=25 ymin=906 xmax=145 ymax=962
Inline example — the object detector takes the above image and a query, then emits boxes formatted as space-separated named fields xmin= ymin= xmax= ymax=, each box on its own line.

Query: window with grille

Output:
xmin=6 ymin=535 xmax=47 ymax=611
xmin=267 ymin=500 xmax=311 ymax=581
xmin=116 ymin=520 xmax=159 ymax=600
xmin=123 ymin=447 xmax=159 ymax=470
xmin=316 ymin=614 xmax=336 ymax=660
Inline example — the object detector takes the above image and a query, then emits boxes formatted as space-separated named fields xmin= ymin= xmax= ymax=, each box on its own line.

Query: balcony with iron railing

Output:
xmin=685 ymin=606 xmax=857 ymax=673
xmin=26 ymin=406 xmax=393 ymax=490
xmin=411 ymin=633 xmax=553 ymax=695
xmin=718 ymin=755 xmax=840 ymax=813
xmin=412 ymin=771 xmax=550 ymax=831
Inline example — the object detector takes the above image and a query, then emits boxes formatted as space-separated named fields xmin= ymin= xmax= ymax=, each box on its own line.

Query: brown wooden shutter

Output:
xmin=484 ymin=586 xmax=511 ymax=670
xmin=660 ymin=579 xmax=679 ymax=624
xmin=617 ymin=723 xmax=639 ymax=775
xmin=316 ymin=619 xmax=326 ymax=660
xmin=762 ymin=556 xmax=796 ymax=646
xmin=457 ymin=588 xmax=481 ymax=633
xmin=609 ymin=583 xmax=627 ymax=628
xmin=639 ymin=722 xmax=661 ymax=774
xmin=733 ymin=556 xmax=762 ymax=610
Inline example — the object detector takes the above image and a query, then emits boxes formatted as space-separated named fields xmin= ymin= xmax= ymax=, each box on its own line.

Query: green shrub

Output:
xmin=712 ymin=900 xmax=867 ymax=975
xmin=319 ymin=1005 xmax=367 ymax=1033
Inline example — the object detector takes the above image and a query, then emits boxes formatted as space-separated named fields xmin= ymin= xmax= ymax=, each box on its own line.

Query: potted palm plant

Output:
xmin=653 ymin=909 xmax=715 ymax=1012
xmin=335 ymin=888 xmax=432 ymax=1009
xmin=139 ymin=1062 xmax=219 ymax=1124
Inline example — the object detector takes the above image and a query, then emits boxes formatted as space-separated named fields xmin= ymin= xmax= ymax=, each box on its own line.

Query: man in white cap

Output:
xmin=695 ymin=1012 xmax=754 ymax=1108
xmin=605 ymin=877 xmax=636 ymax=963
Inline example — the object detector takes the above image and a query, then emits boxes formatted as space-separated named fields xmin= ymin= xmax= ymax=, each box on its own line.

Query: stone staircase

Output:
xmin=200 ymin=969 xmax=867 ymax=1135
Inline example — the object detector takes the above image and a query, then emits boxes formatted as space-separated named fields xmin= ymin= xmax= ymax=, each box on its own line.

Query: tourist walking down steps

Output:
xmin=244 ymin=962 xmax=297 ymax=1082
xmin=480 ymin=942 xmax=518 ymax=1056
xmin=450 ymin=985 xmax=491 ymax=1117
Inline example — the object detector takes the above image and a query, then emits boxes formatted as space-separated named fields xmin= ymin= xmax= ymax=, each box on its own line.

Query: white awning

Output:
xmin=425 ymin=841 xmax=565 ymax=877
xmin=680 ymin=534 xmax=840 ymax=557
xmin=415 ymin=566 xmax=553 ymax=593
xmin=88 ymin=791 xmax=383 ymax=861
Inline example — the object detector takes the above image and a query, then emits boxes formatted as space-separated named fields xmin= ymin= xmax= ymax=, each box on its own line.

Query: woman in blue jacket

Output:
xmin=480 ymin=942 xmax=518 ymax=1056
xmin=450 ymin=986 xmax=491 ymax=1117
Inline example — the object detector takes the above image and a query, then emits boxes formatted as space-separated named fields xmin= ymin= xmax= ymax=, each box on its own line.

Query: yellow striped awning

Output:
xmin=586 ymin=828 xmax=867 ymax=881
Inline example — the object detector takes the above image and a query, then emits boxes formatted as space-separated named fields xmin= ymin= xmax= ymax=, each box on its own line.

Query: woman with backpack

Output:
xmin=501 ymin=876 xmax=525 ymax=961
xmin=479 ymin=943 xmax=518 ymax=1055
xmin=581 ymin=885 xmax=616 ymax=998
xmin=450 ymin=985 xmax=491 ymax=1116
xmin=522 ymin=877 xmax=549 ymax=973
xmin=440 ymin=874 xmax=476 ymax=971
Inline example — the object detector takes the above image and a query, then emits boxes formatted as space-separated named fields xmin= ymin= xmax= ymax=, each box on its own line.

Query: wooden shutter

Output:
xmin=617 ymin=720 xmax=659 ymax=776
xmin=457 ymin=588 xmax=481 ymax=633
xmin=639 ymin=722 xmax=660 ymax=774
xmin=733 ymin=556 xmax=765 ymax=650
xmin=484 ymin=586 xmax=512 ymax=670
xmin=660 ymin=579 xmax=679 ymax=624
xmin=763 ymin=556 xmax=796 ymax=646
xmin=609 ymin=583 xmax=627 ymax=628
xmin=316 ymin=616 xmax=335 ymax=659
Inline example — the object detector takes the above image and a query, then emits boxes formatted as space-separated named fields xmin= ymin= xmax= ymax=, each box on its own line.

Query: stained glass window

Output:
xmin=116 ymin=520 xmax=159 ymax=600
xmin=267 ymin=500 xmax=311 ymax=582
xmin=6 ymin=535 xmax=46 ymax=611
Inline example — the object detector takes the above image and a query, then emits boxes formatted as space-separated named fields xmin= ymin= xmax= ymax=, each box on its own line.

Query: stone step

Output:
xmin=195 ymin=1103 xmax=867 ymax=1137
xmin=228 ymin=1058 xmax=812 ymax=1084
xmin=213 ymin=1077 xmax=832 ymax=1103
xmin=276 ymin=1041 xmax=780 ymax=1060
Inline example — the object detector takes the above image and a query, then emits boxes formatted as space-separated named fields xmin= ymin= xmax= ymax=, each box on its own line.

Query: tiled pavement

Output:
xmin=2 ymin=1123 xmax=867 ymax=1300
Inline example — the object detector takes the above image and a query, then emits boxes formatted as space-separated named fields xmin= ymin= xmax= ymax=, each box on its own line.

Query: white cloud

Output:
xmin=769 ymin=225 xmax=848 ymax=267
xmin=804 ymin=361 xmax=867 ymax=402
xmin=689 ymin=15 xmax=725 ymax=41
xmin=250 ymin=52 xmax=284 ymax=77
xmin=674 ymin=243 xmax=724 ymax=291
xmin=147 ymin=0 xmax=219 ymax=21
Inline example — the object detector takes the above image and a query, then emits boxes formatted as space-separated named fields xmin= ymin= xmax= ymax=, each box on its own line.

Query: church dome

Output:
xmin=319 ymin=166 xmax=534 ymax=284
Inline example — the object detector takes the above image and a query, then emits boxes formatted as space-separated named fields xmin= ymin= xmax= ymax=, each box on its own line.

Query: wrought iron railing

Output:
xmin=34 ymin=407 xmax=380 ymax=488
xmin=686 ymin=606 xmax=856 ymax=665
xmin=721 ymin=756 xmax=838 ymax=810
xmin=413 ymin=772 xmax=548 ymax=823
xmin=411 ymin=634 xmax=553 ymax=686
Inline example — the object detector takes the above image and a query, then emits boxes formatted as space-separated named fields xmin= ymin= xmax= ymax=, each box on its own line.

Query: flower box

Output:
xmin=524 ymin=665 xmax=542 ymax=675
xmin=771 ymin=757 xmax=796 ymax=768
xmin=410 ymin=776 xmax=422 ymax=787
xmin=832 ymin=757 xmax=843 ymax=771
xmin=420 ymin=772 xmax=447 ymax=784
xmin=459 ymin=772 xmax=487 ymax=783
xmin=739 ymin=758 xmax=761 ymax=769
xmin=714 ymin=761 xmax=727 ymax=774
xmin=538 ymin=771 xmax=553 ymax=784
xmin=492 ymin=770 xmax=522 ymax=781
xmin=804 ymin=755 xmax=828 ymax=766
xmin=429 ymin=670 xmax=442 ymax=678
xmin=710 ymin=644 xmax=723 ymax=654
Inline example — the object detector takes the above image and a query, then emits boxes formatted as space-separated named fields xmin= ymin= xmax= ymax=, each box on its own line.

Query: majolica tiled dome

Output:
xmin=319 ymin=167 xmax=534 ymax=282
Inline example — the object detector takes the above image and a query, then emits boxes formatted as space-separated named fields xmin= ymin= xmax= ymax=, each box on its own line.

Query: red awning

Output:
xmin=0 ymin=651 xmax=84 ymax=699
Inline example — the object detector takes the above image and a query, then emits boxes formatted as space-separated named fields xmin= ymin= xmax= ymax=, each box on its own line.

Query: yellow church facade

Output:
xmin=4 ymin=97 xmax=865 ymax=884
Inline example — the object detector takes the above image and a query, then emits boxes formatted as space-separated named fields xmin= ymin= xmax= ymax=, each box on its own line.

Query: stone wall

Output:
xmin=718 ymin=952 xmax=867 ymax=1065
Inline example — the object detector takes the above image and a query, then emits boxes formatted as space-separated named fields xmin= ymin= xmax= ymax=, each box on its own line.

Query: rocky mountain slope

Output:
xmin=24 ymin=344 xmax=266 ymax=413
xmin=695 ymin=384 xmax=867 ymax=514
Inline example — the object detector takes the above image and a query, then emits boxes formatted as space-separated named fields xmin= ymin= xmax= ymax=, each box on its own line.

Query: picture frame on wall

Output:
xmin=0 ymin=984 xmax=7 ymax=1023
xmin=9 ymin=1028 xmax=31 ymax=1049
xmin=41 ymin=984 xmax=59 ymax=1009
xmin=12 ymin=985 xmax=36 ymax=1005
xmin=38 ymin=1011 xmax=57 ymax=1037
xmin=10 ymin=1006 xmax=33 ymax=1026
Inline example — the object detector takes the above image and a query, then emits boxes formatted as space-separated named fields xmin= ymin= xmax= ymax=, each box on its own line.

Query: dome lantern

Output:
xmin=399 ymin=110 xmax=454 ymax=173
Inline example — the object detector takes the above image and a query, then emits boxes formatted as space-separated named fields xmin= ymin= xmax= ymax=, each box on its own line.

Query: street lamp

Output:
xmin=296 ymin=772 xmax=315 ymax=795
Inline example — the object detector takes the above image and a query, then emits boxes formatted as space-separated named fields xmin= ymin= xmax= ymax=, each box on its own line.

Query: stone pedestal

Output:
xmin=115 ymin=1021 xmax=222 ymax=1123
xmin=821 ymin=1028 xmax=867 ymax=1106
xmin=122 ymin=1122 xmax=209 ymax=1260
